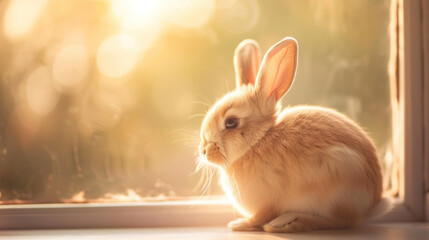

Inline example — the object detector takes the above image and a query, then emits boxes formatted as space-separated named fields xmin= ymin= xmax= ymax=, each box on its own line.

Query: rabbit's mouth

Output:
xmin=202 ymin=142 xmax=229 ymax=168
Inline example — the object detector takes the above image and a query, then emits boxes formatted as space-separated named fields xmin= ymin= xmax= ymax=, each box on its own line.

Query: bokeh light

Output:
xmin=3 ymin=0 xmax=49 ymax=41
xmin=111 ymin=0 xmax=162 ymax=51
xmin=219 ymin=0 xmax=259 ymax=33
xmin=25 ymin=66 xmax=60 ymax=116
xmin=163 ymin=0 xmax=216 ymax=29
xmin=111 ymin=0 xmax=160 ymax=31
xmin=96 ymin=34 xmax=139 ymax=78
xmin=52 ymin=44 xmax=90 ymax=89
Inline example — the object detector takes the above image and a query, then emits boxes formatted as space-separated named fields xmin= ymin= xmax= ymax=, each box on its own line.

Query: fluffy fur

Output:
xmin=199 ymin=37 xmax=384 ymax=232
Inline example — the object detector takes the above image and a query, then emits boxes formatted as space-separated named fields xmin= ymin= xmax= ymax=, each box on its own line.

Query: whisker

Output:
xmin=188 ymin=100 xmax=211 ymax=108
xmin=170 ymin=128 xmax=201 ymax=148
xmin=170 ymin=131 xmax=200 ymax=140
xmin=187 ymin=113 xmax=206 ymax=120
xmin=170 ymin=128 xmax=199 ymax=135
xmin=193 ymin=155 xmax=205 ymax=173
xmin=202 ymin=167 xmax=211 ymax=190
xmin=172 ymin=137 xmax=200 ymax=144
xmin=193 ymin=164 xmax=207 ymax=191
xmin=196 ymin=94 xmax=212 ymax=106
xmin=198 ymin=168 xmax=215 ymax=200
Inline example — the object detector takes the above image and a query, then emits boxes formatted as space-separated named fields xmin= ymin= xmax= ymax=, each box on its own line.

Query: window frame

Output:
xmin=393 ymin=0 xmax=426 ymax=221
xmin=0 ymin=0 xmax=427 ymax=229
xmin=422 ymin=0 xmax=429 ymax=222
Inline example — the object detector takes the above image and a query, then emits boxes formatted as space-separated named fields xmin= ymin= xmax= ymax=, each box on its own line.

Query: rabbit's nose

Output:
xmin=200 ymin=138 xmax=208 ymax=155
xmin=199 ymin=143 xmax=207 ymax=155
xmin=200 ymin=142 xmax=212 ymax=155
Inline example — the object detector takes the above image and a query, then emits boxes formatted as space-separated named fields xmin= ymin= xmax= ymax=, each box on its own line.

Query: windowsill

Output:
xmin=0 ymin=197 xmax=421 ymax=230
xmin=1 ymin=223 xmax=429 ymax=240
xmin=0 ymin=200 xmax=235 ymax=229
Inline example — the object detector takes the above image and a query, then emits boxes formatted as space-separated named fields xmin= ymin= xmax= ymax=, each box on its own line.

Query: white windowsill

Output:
xmin=0 ymin=200 xmax=235 ymax=229
xmin=1 ymin=223 xmax=429 ymax=240
xmin=0 ymin=197 xmax=421 ymax=230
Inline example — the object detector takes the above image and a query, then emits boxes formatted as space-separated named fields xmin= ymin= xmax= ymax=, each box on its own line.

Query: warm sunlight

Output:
xmin=112 ymin=0 xmax=216 ymax=30
xmin=111 ymin=0 xmax=161 ymax=31
xmin=53 ymin=44 xmax=90 ymax=89
xmin=97 ymin=34 xmax=140 ymax=78
xmin=163 ymin=0 xmax=216 ymax=29
xmin=3 ymin=0 xmax=48 ymax=41
xmin=218 ymin=0 xmax=259 ymax=33
xmin=25 ymin=66 xmax=60 ymax=116
xmin=0 ymin=0 xmax=392 ymax=206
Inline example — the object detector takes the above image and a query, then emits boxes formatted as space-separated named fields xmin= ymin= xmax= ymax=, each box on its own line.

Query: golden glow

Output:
xmin=111 ymin=0 xmax=160 ymax=31
xmin=111 ymin=0 xmax=216 ymax=30
xmin=97 ymin=34 xmax=139 ymax=78
xmin=163 ymin=0 xmax=216 ymax=29
xmin=103 ymin=189 xmax=142 ymax=202
xmin=52 ymin=44 xmax=90 ymax=89
xmin=219 ymin=0 xmax=259 ymax=33
xmin=100 ymin=0 xmax=219 ymax=79
xmin=111 ymin=0 xmax=161 ymax=51
xmin=0 ymin=0 xmax=392 ymax=205
xmin=0 ymin=0 xmax=267 ymax=203
xmin=70 ymin=191 xmax=85 ymax=202
xmin=25 ymin=66 xmax=60 ymax=116
xmin=3 ymin=0 xmax=49 ymax=41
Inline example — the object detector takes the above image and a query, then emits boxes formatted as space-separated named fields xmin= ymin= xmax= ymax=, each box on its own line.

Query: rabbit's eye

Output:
xmin=225 ymin=118 xmax=238 ymax=129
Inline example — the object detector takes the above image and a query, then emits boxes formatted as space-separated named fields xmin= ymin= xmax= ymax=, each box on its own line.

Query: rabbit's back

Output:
xmin=277 ymin=107 xmax=378 ymax=167
xmin=273 ymin=105 xmax=382 ymax=196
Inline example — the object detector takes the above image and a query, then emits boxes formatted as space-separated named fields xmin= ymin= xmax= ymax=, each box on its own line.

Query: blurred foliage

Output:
xmin=0 ymin=0 xmax=391 ymax=202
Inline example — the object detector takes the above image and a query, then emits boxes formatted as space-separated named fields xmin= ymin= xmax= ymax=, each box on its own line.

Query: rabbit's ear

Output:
xmin=256 ymin=37 xmax=298 ymax=100
xmin=234 ymin=39 xmax=261 ymax=88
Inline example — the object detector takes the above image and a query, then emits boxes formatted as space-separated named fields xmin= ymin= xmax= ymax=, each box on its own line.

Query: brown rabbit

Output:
xmin=199 ymin=37 xmax=388 ymax=233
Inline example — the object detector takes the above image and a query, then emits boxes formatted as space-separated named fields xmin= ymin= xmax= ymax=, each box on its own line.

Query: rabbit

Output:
xmin=198 ymin=37 xmax=388 ymax=233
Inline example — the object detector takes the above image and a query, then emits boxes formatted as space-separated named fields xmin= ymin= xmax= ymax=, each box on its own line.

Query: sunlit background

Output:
xmin=0 ymin=0 xmax=391 ymax=203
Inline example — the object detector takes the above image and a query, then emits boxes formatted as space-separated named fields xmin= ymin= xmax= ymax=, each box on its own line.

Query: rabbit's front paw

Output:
xmin=227 ymin=218 xmax=261 ymax=231
xmin=263 ymin=212 xmax=337 ymax=233
xmin=263 ymin=213 xmax=299 ymax=233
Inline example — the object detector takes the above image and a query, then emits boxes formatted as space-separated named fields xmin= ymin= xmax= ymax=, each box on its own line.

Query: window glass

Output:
xmin=0 ymin=0 xmax=391 ymax=203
